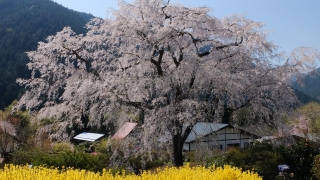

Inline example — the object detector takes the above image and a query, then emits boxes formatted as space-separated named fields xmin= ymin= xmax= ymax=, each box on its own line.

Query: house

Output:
xmin=183 ymin=122 xmax=260 ymax=151
xmin=111 ymin=122 xmax=260 ymax=151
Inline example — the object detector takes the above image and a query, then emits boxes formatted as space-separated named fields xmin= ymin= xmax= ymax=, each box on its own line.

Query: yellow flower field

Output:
xmin=0 ymin=164 xmax=262 ymax=180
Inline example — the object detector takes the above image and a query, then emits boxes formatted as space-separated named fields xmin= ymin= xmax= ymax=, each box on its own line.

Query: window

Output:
xmin=227 ymin=143 xmax=240 ymax=149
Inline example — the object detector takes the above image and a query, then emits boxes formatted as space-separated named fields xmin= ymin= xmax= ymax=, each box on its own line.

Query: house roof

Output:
xmin=73 ymin=132 xmax=104 ymax=142
xmin=185 ymin=122 xmax=229 ymax=143
xmin=112 ymin=122 xmax=138 ymax=139
xmin=293 ymin=133 xmax=320 ymax=143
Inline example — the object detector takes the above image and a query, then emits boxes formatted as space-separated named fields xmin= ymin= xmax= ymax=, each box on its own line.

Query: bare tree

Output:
xmin=15 ymin=0 xmax=319 ymax=166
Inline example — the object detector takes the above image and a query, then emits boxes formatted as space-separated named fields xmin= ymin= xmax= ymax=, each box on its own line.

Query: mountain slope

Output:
xmin=0 ymin=0 xmax=95 ymax=109
xmin=293 ymin=88 xmax=320 ymax=104
xmin=292 ymin=68 xmax=320 ymax=101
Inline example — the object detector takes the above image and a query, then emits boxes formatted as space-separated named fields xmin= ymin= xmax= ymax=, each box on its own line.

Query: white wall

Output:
xmin=183 ymin=127 xmax=255 ymax=151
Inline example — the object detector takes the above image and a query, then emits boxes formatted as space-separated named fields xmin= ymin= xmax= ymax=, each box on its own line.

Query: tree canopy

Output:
xmin=15 ymin=0 xmax=319 ymax=166
xmin=290 ymin=102 xmax=320 ymax=134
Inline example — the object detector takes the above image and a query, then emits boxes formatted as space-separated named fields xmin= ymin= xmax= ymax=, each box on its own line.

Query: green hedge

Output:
xmin=205 ymin=142 xmax=319 ymax=180
xmin=32 ymin=151 xmax=109 ymax=172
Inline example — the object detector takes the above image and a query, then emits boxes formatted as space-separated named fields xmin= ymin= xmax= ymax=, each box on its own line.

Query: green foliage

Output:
xmin=277 ymin=141 xmax=319 ymax=180
xmin=205 ymin=155 xmax=228 ymax=168
xmin=128 ymin=153 xmax=166 ymax=173
xmin=94 ymin=139 xmax=109 ymax=154
xmin=10 ymin=147 xmax=44 ymax=165
xmin=52 ymin=143 xmax=73 ymax=153
xmin=11 ymin=140 xmax=112 ymax=172
xmin=205 ymin=143 xmax=282 ymax=180
xmin=295 ymin=102 xmax=320 ymax=133
xmin=185 ymin=151 xmax=195 ymax=162
xmin=225 ymin=147 xmax=246 ymax=167
xmin=246 ymin=143 xmax=281 ymax=180
xmin=0 ymin=101 xmax=36 ymax=156
xmin=312 ymin=154 xmax=320 ymax=179
xmin=32 ymin=151 xmax=109 ymax=172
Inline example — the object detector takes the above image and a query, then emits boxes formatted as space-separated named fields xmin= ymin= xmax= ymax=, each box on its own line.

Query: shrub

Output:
xmin=244 ymin=143 xmax=281 ymax=180
xmin=277 ymin=141 xmax=319 ymax=180
xmin=225 ymin=147 xmax=246 ymax=167
xmin=186 ymin=151 xmax=195 ymax=162
xmin=95 ymin=139 xmax=109 ymax=154
xmin=32 ymin=151 xmax=109 ymax=172
xmin=10 ymin=147 xmax=45 ymax=165
xmin=205 ymin=143 xmax=282 ymax=180
xmin=52 ymin=142 xmax=73 ymax=153
xmin=128 ymin=152 xmax=166 ymax=174
xmin=206 ymin=154 xmax=228 ymax=168
xmin=312 ymin=154 xmax=320 ymax=179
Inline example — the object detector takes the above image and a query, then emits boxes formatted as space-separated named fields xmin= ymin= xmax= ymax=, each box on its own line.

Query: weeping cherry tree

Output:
xmin=15 ymin=0 xmax=319 ymax=166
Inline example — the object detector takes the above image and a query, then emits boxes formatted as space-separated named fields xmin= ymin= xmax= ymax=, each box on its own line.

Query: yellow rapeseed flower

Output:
xmin=0 ymin=164 xmax=262 ymax=180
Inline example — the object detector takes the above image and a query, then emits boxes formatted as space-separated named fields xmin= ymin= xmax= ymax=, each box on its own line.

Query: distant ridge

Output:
xmin=293 ymin=88 xmax=320 ymax=105
xmin=292 ymin=68 xmax=320 ymax=102
xmin=0 ymin=0 xmax=95 ymax=109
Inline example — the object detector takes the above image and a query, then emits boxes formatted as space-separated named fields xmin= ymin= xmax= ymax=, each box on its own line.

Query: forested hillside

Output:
xmin=0 ymin=0 xmax=94 ymax=109
xmin=292 ymin=68 xmax=320 ymax=101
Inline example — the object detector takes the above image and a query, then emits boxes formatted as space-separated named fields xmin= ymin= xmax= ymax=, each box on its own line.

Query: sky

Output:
xmin=52 ymin=0 xmax=320 ymax=57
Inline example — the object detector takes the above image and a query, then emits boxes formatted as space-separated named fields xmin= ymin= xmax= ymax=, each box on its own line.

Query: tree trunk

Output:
xmin=222 ymin=108 xmax=233 ymax=124
xmin=171 ymin=124 xmax=193 ymax=167
xmin=172 ymin=133 xmax=184 ymax=167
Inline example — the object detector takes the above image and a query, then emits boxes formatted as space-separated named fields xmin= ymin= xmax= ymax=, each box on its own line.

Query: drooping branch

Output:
xmin=136 ymin=30 xmax=147 ymax=39
xmin=118 ymin=97 xmax=154 ymax=110
xmin=62 ymin=44 xmax=101 ymax=79
xmin=116 ymin=90 xmax=155 ymax=110
xmin=161 ymin=2 xmax=172 ymax=20
xmin=214 ymin=50 xmax=240 ymax=68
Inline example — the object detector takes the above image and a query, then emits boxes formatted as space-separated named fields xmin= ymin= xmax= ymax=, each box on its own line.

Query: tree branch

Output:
xmin=168 ymin=45 xmax=184 ymax=68
xmin=62 ymin=44 xmax=101 ymax=79
xmin=150 ymin=47 xmax=164 ymax=76
xmin=118 ymin=98 xmax=153 ymax=110
xmin=189 ymin=71 xmax=196 ymax=88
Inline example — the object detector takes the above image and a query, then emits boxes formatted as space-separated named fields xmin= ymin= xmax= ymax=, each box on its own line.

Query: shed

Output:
xmin=73 ymin=132 xmax=104 ymax=142
xmin=112 ymin=122 xmax=138 ymax=139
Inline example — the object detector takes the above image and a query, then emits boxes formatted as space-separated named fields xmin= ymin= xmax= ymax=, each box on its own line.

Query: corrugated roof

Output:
xmin=185 ymin=122 xmax=228 ymax=142
xmin=74 ymin=132 xmax=104 ymax=142
xmin=112 ymin=122 xmax=138 ymax=139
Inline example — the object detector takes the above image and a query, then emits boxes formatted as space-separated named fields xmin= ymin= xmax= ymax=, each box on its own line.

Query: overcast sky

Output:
xmin=52 ymin=0 xmax=320 ymax=58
